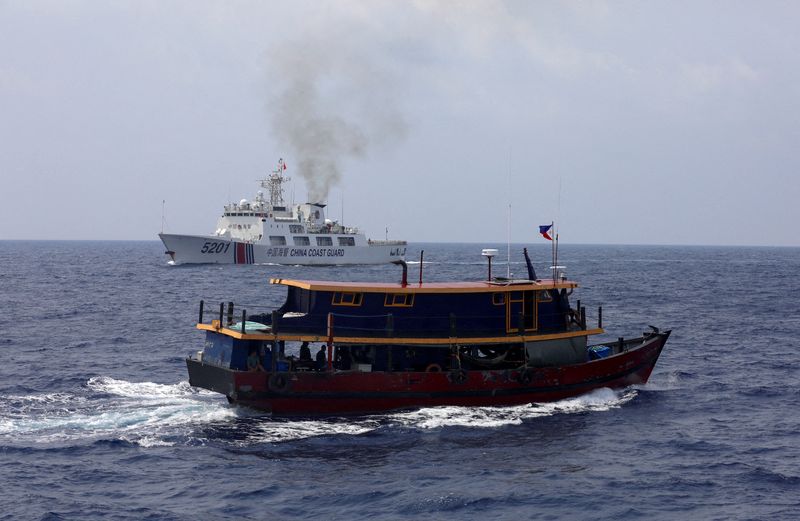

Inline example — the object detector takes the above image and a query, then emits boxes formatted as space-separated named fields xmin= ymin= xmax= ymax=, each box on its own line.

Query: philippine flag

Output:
xmin=539 ymin=224 xmax=553 ymax=241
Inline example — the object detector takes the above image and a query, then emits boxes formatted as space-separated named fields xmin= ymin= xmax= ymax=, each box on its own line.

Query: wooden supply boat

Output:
xmin=186 ymin=249 xmax=670 ymax=415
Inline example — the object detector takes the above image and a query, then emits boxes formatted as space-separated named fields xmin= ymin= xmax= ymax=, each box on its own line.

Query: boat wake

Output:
xmin=0 ymin=385 xmax=637 ymax=447
xmin=387 ymin=387 xmax=638 ymax=429
xmin=226 ymin=388 xmax=638 ymax=444
xmin=0 ymin=377 xmax=237 ymax=447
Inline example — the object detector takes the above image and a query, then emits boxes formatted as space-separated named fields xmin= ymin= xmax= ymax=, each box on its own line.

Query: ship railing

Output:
xmin=367 ymin=239 xmax=408 ymax=246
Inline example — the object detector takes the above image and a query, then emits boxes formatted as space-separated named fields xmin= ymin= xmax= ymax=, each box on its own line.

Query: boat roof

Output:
xmin=270 ymin=278 xmax=578 ymax=294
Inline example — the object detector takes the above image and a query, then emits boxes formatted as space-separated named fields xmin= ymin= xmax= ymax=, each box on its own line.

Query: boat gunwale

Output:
xmin=195 ymin=323 xmax=605 ymax=344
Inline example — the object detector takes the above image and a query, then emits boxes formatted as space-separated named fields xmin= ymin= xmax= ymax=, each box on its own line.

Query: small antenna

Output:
xmin=557 ymin=177 xmax=563 ymax=225
xmin=161 ymin=199 xmax=166 ymax=234
xmin=507 ymin=202 xmax=511 ymax=279
xmin=507 ymin=146 xmax=512 ymax=279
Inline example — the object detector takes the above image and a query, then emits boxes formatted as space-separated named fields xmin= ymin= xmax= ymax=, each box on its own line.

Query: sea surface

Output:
xmin=0 ymin=241 xmax=798 ymax=520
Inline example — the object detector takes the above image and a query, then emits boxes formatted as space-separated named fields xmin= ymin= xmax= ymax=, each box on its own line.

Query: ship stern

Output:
xmin=186 ymin=358 xmax=238 ymax=399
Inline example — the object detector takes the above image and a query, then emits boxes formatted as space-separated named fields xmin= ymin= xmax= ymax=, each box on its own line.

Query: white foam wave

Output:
xmin=87 ymin=376 xmax=209 ymax=398
xmin=0 ymin=377 xmax=237 ymax=446
xmin=227 ymin=388 xmax=639 ymax=443
xmin=0 ymin=392 xmax=89 ymax=407
xmin=1 ymin=384 xmax=639 ymax=447
xmin=388 ymin=388 xmax=637 ymax=429
xmin=243 ymin=418 xmax=380 ymax=444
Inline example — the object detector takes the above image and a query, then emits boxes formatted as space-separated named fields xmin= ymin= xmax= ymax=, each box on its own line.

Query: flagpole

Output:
xmin=551 ymin=220 xmax=555 ymax=283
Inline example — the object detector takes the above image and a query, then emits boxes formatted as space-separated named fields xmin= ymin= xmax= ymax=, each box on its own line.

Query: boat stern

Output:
xmin=186 ymin=356 xmax=237 ymax=398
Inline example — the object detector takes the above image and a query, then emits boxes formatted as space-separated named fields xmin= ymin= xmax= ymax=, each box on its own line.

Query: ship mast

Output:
xmin=260 ymin=158 xmax=290 ymax=208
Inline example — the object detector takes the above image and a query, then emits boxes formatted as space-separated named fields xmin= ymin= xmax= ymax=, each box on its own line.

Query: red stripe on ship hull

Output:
xmin=235 ymin=243 xmax=246 ymax=264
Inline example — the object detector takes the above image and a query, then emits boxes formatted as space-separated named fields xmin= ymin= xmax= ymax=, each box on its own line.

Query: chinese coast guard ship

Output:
xmin=185 ymin=248 xmax=671 ymax=415
xmin=159 ymin=159 xmax=406 ymax=265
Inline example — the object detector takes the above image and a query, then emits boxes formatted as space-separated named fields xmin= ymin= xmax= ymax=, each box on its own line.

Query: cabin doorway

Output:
xmin=506 ymin=290 xmax=536 ymax=333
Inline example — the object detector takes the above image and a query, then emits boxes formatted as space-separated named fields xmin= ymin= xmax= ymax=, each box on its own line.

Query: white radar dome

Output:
xmin=239 ymin=199 xmax=248 ymax=206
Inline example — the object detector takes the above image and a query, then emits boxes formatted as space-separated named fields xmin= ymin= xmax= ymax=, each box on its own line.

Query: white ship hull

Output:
xmin=159 ymin=233 xmax=407 ymax=265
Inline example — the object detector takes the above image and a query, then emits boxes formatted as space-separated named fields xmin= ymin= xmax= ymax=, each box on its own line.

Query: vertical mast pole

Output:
xmin=327 ymin=313 xmax=334 ymax=372
xmin=555 ymin=231 xmax=559 ymax=281
xmin=507 ymin=202 xmax=511 ymax=279
xmin=551 ymin=220 xmax=556 ymax=283
xmin=507 ymin=152 xmax=512 ymax=279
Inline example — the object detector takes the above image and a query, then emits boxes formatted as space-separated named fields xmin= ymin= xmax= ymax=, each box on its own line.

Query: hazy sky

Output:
xmin=1 ymin=1 xmax=798 ymax=246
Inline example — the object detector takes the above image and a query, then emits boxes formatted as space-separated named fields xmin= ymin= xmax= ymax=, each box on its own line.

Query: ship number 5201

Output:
xmin=201 ymin=242 xmax=230 ymax=254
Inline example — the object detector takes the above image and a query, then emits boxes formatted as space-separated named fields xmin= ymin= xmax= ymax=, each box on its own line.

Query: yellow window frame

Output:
xmin=384 ymin=293 xmax=415 ymax=307
xmin=332 ymin=292 xmax=363 ymax=306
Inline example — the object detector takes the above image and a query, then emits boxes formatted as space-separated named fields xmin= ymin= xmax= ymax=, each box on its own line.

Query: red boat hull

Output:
xmin=187 ymin=331 xmax=669 ymax=415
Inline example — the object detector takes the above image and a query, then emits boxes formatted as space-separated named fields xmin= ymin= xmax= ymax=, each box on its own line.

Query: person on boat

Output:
xmin=247 ymin=348 xmax=264 ymax=372
xmin=334 ymin=345 xmax=352 ymax=370
xmin=316 ymin=345 xmax=327 ymax=371
xmin=299 ymin=342 xmax=311 ymax=361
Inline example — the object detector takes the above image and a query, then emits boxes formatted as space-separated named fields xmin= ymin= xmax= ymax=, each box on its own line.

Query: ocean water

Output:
xmin=1 ymin=241 xmax=798 ymax=520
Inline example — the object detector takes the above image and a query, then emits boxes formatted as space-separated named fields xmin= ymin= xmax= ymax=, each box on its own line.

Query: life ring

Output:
xmin=449 ymin=369 xmax=468 ymax=384
xmin=269 ymin=373 xmax=288 ymax=391
xmin=425 ymin=363 xmax=442 ymax=373
xmin=518 ymin=369 xmax=534 ymax=385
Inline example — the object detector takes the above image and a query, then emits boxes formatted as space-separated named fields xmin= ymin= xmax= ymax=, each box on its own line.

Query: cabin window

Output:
xmin=385 ymin=293 xmax=415 ymax=307
xmin=332 ymin=292 xmax=363 ymax=306
xmin=316 ymin=236 xmax=333 ymax=246
xmin=338 ymin=237 xmax=355 ymax=246
xmin=269 ymin=236 xmax=287 ymax=246
xmin=293 ymin=236 xmax=310 ymax=246
xmin=289 ymin=224 xmax=304 ymax=233
xmin=492 ymin=292 xmax=505 ymax=305
xmin=537 ymin=290 xmax=553 ymax=303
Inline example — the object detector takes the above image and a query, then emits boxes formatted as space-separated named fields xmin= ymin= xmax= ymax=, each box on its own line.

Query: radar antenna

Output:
xmin=260 ymin=158 xmax=290 ymax=208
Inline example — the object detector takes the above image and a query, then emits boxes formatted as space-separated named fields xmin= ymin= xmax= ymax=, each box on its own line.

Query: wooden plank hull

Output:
xmin=187 ymin=331 xmax=669 ymax=416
